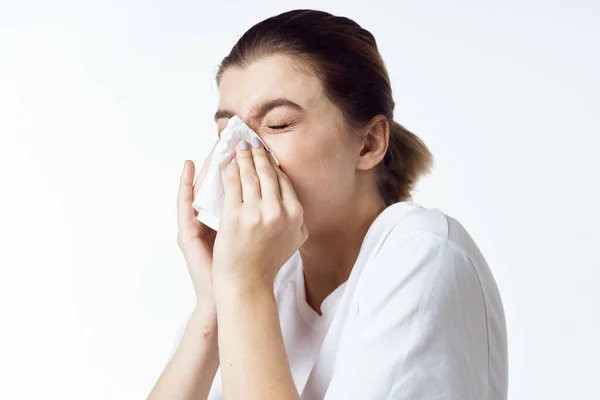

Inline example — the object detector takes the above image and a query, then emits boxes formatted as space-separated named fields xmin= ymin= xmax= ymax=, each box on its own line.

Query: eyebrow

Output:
xmin=213 ymin=98 xmax=304 ymax=122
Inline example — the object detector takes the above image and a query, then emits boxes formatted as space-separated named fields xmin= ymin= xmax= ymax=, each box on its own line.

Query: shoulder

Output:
xmin=348 ymin=203 xmax=508 ymax=395
xmin=382 ymin=201 xmax=450 ymax=237
xmin=370 ymin=201 xmax=481 ymax=262
xmin=357 ymin=202 xmax=486 ymax=305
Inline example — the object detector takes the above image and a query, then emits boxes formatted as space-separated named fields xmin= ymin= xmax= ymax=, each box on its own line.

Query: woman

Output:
xmin=148 ymin=9 xmax=508 ymax=400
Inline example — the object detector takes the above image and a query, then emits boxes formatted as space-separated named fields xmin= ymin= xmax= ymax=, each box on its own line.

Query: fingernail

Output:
xmin=231 ymin=158 xmax=237 ymax=165
xmin=239 ymin=140 xmax=249 ymax=150
xmin=251 ymin=136 xmax=262 ymax=148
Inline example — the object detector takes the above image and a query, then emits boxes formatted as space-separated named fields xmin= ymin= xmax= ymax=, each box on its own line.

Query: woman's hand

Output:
xmin=177 ymin=142 xmax=219 ymax=310
xmin=212 ymin=138 xmax=308 ymax=291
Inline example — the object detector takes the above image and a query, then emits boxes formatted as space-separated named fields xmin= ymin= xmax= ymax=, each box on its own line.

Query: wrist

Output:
xmin=193 ymin=301 xmax=218 ymax=324
xmin=213 ymin=274 xmax=274 ymax=305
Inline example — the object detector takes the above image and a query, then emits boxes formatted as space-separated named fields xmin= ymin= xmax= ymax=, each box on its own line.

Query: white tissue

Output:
xmin=192 ymin=115 xmax=279 ymax=231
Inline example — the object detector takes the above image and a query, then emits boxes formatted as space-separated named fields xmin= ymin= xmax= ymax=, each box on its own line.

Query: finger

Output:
xmin=265 ymin=147 xmax=280 ymax=169
xmin=222 ymin=158 xmax=242 ymax=208
xmin=300 ymin=223 xmax=309 ymax=243
xmin=235 ymin=140 xmax=261 ymax=203
xmin=250 ymin=136 xmax=281 ymax=202
xmin=274 ymin=165 xmax=299 ymax=203
xmin=177 ymin=160 xmax=197 ymax=228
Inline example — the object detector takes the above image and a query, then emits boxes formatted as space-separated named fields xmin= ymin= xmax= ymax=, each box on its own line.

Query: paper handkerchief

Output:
xmin=191 ymin=115 xmax=279 ymax=231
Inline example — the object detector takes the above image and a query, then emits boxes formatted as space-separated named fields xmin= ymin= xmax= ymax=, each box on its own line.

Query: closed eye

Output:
xmin=268 ymin=124 xmax=290 ymax=130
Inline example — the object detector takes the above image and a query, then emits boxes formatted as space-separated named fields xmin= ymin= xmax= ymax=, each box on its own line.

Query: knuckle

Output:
xmin=256 ymin=164 xmax=275 ymax=177
xmin=267 ymin=218 xmax=285 ymax=230
xmin=270 ymin=202 xmax=284 ymax=216
xmin=288 ymin=202 xmax=304 ymax=220
xmin=242 ymin=210 xmax=262 ymax=228
xmin=236 ymin=149 xmax=252 ymax=160
xmin=240 ymin=171 xmax=259 ymax=184
xmin=225 ymin=163 xmax=237 ymax=174
xmin=222 ymin=167 xmax=237 ymax=183
xmin=252 ymin=150 xmax=267 ymax=162
xmin=263 ymin=204 xmax=284 ymax=226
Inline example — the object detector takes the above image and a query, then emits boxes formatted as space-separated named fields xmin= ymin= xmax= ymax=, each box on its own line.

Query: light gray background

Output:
xmin=1 ymin=1 xmax=598 ymax=399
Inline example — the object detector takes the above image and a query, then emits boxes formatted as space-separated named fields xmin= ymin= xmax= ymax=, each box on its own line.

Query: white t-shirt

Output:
xmin=172 ymin=201 xmax=508 ymax=399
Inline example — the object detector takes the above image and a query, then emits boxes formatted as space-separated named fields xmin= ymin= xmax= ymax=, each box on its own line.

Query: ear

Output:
xmin=356 ymin=115 xmax=389 ymax=171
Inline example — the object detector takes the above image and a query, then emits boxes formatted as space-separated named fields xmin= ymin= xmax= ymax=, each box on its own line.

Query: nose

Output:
xmin=233 ymin=113 xmax=261 ymax=133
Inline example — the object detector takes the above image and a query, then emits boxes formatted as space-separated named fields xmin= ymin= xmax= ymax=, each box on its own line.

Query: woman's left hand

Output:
xmin=212 ymin=137 xmax=308 ymax=291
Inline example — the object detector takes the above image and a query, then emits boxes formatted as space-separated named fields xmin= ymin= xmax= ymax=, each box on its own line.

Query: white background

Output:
xmin=1 ymin=1 xmax=599 ymax=399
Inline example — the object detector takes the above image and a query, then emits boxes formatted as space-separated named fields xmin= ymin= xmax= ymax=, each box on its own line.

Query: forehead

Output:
xmin=217 ymin=55 xmax=325 ymax=112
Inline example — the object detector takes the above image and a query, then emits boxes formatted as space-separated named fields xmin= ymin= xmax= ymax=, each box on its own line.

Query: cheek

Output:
xmin=277 ymin=144 xmax=350 ymax=206
xmin=264 ymin=125 xmax=353 ymax=203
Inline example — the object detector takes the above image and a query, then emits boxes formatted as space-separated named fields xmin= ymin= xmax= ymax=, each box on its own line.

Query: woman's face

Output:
xmin=216 ymin=55 xmax=364 ymax=236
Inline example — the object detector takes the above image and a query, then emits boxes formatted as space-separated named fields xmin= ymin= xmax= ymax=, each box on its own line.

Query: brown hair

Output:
xmin=216 ymin=9 xmax=433 ymax=205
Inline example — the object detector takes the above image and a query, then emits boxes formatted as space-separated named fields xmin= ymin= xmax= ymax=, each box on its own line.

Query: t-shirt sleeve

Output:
xmin=324 ymin=230 xmax=490 ymax=400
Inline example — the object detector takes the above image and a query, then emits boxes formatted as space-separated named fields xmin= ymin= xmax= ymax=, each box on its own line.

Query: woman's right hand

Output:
xmin=177 ymin=142 xmax=218 ymax=312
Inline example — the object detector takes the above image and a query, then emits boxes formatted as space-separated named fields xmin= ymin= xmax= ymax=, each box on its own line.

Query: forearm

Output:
xmin=147 ymin=304 xmax=220 ymax=400
xmin=214 ymin=281 xmax=300 ymax=400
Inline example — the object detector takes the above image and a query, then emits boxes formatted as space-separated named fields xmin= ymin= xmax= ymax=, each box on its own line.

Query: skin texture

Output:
xmin=148 ymin=54 xmax=390 ymax=399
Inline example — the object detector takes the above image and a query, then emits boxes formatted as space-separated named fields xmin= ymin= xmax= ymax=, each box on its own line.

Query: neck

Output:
xmin=299 ymin=196 xmax=387 ymax=315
